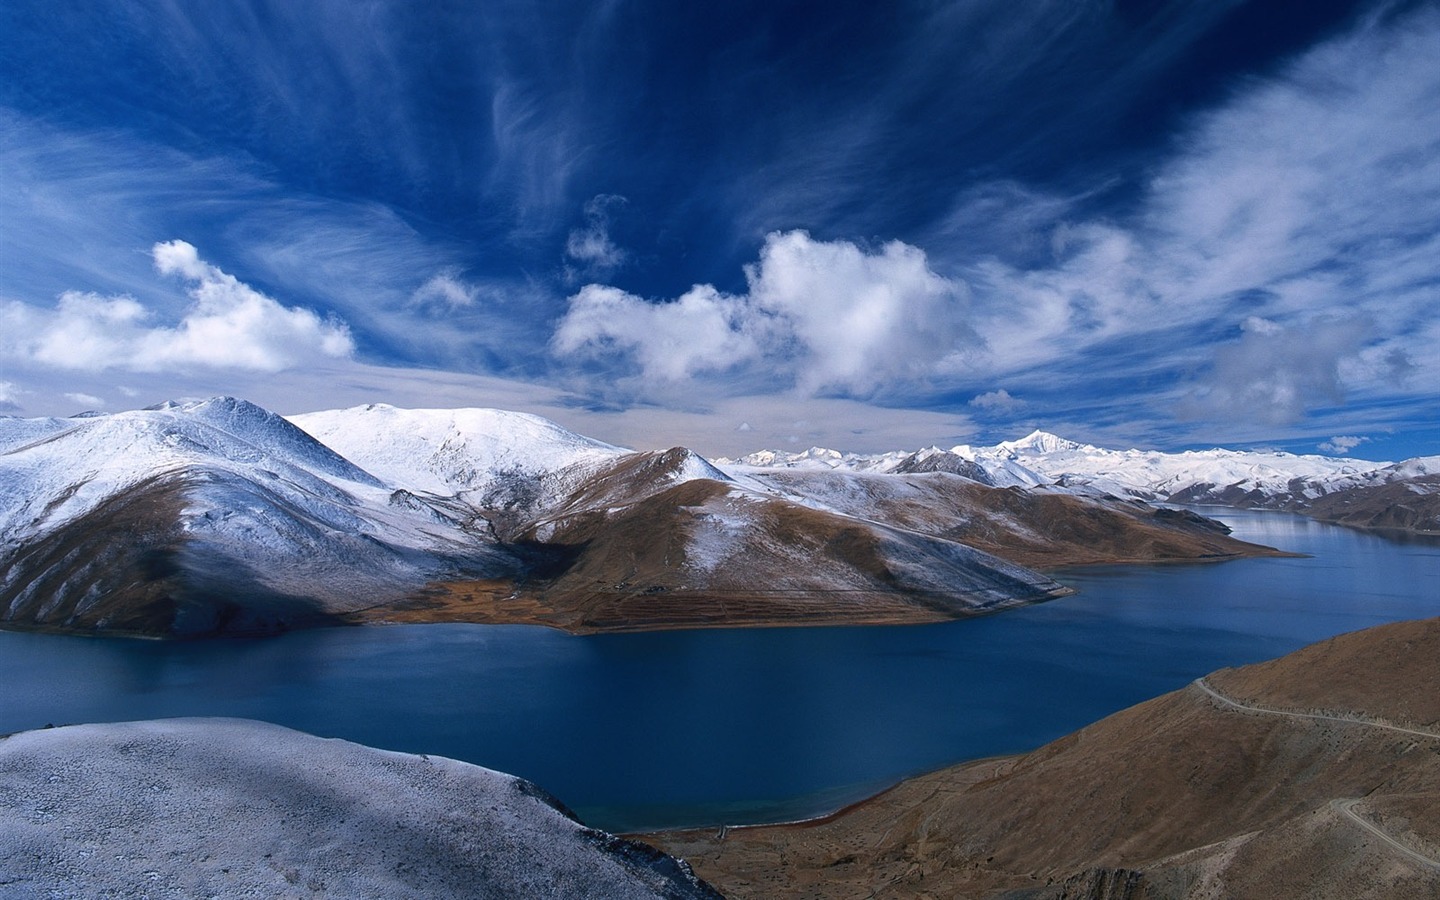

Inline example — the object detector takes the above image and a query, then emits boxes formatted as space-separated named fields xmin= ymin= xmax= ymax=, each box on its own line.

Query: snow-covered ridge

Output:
xmin=0 ymin=397 xmax=385 ymax=544
xmin=718 ymin=429 xmax=1406 ymax=506
xmin=288 ymin=403 xmax=629 ymax=497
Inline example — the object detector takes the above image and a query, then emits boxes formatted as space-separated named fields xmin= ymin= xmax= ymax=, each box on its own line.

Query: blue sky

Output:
xmin=1 ymin=0 xmax=1437 ymax=459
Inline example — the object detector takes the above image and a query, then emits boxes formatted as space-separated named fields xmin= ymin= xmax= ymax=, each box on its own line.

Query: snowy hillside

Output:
xmin=289 ymin=403 xmax=628 ymax=498
xmin=0 ymin=397 xmax=382 ymax=543
xmin=0 ymin=718 xmax=719 ymax=899
xmin=0 ymin=398 xmax=522 ymax=635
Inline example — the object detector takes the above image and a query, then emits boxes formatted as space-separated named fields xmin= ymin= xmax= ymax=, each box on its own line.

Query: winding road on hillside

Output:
xmin=1193 ymin=677 xmax=1440 ymax=870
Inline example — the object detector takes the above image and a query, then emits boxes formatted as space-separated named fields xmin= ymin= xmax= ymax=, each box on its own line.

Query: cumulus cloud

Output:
xmin=1318 ymin=435 xmax=1368 ymax=454
xmin=748 ymin=231 xmax=978 ymax=393
xmin=552 ymin=283 xmax=761 ymax=381
xmin=969 ymin=389 xmax=1024 ymax=412
xmin=553 ymin=230 xmax=977 ymax=397
xmin=1 ymin=241 xmax=354 ymax=373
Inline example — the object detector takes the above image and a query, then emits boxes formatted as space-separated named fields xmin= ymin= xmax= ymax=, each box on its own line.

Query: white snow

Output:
xmin=0 ymin=718 xmax=715 ymax=899
xmin=0 ymin=398 xmax=385 ymax=544
xmin=0 ymin=399 xmax=519 ymax=613
xmin=288 ymin=403 xmax=628 ymax=498
xmin=718 ymin=431 xmax=1401 ymax=506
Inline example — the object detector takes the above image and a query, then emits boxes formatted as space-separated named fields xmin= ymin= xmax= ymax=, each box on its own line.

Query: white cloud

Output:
xmin=565 ymin=194 xmax=628 ymax=276
xmin=969 ymin=389 xmax=1024 ymax=412
xmin=550 ymin=6 xmax=1440 ymax=427
xmin=1318 ymin=435 xmax=1369 ymax=454
xmin=0 ymin=381 xmax=22 ymax=413
xmin=935 ymin=9 xmax=1440 ymax=427
xmin=552 ymin=283 xmax=761 ymax=381
xmin=565 ymin=229 xmax=624 ymax=270
xmin=747 ymin=231 xmax=978 ymax=394
xmin=64 ymin=392 xmax=104 ymax=408
xmin=152 ymin=240 xmax=211 ymax=280
xmin=553 ymin=230 xmax=977 ymax=397
xmin=411 ymin=271 xmax=479 ymax=310
xmin=1 ymin=241 xmax=354 ymax=373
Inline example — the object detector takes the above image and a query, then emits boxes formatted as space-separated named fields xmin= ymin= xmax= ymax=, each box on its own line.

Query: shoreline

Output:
xmin=626 ymin=753 xmax=1023 ymax=840
xmin=636 ymin=617 xmax=1440 ymax=898
xmin=0 ymin=540 xmax=1300 ymax=641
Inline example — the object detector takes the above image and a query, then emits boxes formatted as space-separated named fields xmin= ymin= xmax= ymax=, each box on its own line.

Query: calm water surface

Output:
xmin=1 ymin=509 xmax=1436 ymax=832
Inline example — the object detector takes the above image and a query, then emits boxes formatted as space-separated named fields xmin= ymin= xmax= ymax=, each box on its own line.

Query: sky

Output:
xmin=2 ymin=0 xmax=1437 ymax=460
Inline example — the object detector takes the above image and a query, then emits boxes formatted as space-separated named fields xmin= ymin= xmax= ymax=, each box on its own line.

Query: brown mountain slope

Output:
xmin=645 ymin=617 xmax=1440 ymax=899
xmin=359 ymin=453 xmax=1288 ymax=632
xmin=1299 ymin=475 xmax=1440 ymax=534
xmin=0 ymin=473 xmax=350 ymax=637
xmin=738 ymin=469 xmax=1291 ymax=568
xmin=374 ymin=475 xmax=1074 ymax=633
xmin=1 ymin=436 xmax=1288 ymax=638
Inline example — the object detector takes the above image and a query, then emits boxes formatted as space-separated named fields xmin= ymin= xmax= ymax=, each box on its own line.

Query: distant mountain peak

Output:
xmin=997 ymin=430 xmax=1088 ymax=454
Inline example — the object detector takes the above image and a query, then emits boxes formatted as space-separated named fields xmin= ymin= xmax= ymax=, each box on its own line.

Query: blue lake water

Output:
xmin=1 ymin=508 xmax=1436 ymax=832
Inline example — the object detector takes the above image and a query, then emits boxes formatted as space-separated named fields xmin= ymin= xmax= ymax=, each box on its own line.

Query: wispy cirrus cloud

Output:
xmin=564 ymin=194 xmax=629 ymax=280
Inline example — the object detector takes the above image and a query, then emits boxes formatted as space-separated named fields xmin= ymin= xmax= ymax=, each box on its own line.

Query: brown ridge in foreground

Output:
xmin=643 ymin=617 xmax=1440 ymax=899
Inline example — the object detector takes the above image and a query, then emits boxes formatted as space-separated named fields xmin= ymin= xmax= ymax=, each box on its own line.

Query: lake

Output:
xmin=1 ymin=508 xmax=1436 ymax=832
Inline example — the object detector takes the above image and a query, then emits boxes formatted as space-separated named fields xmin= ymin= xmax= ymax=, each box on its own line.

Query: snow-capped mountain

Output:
xmin=1 ymin=399 xmax=1087 ymax=637
xmin=1 ymin=400 xmax=1295 ymax=638
xmin=722 ymin=430 xmax=1438 ymax=533
xmin=0 ymin=398 xmax=525 ymax=635
xmin=288 ymin=403 xmax=628 ymax=499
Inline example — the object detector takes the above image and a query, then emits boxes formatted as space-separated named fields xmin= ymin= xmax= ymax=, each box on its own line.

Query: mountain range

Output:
xmin=7 ymin=398 xmax=1414 ymax=638
xmin=723 ymin=430 xmax=1440 ymax=535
